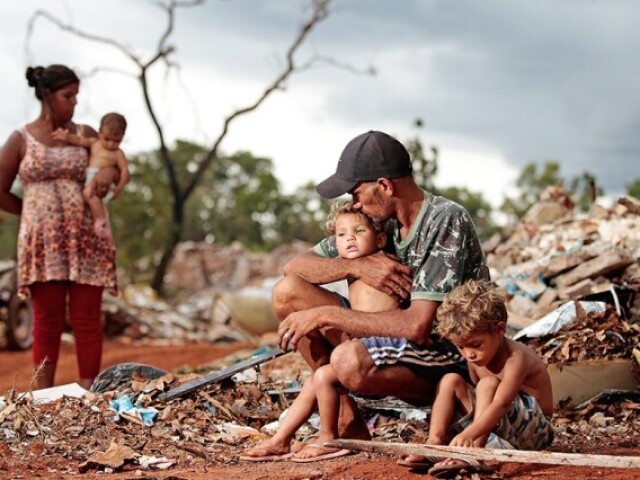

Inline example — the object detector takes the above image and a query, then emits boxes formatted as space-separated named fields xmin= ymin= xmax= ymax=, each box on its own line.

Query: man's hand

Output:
xmin=278 ymin=307 xmax=328 ymax=352
xmin=354 ymin=250 xmax=413 ymax=303
xmin=91 ymin=166 xmax=119 ymax=199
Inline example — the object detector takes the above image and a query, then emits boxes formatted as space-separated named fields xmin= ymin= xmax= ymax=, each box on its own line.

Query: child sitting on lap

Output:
xmin=240 ymin=201 xmax=400 ymax=463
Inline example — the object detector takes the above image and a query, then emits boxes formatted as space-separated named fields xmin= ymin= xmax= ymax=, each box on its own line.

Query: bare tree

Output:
xmin=26 ymin=0 xmax=369 ymax=293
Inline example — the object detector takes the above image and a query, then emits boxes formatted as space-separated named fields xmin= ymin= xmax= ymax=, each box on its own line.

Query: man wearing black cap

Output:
xmin=275 ymin=130 xmax=489 ymax=439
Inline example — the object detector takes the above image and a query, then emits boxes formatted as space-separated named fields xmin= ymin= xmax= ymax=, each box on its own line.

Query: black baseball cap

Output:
xmin=315 ymin=130 xmax=412 ymax=198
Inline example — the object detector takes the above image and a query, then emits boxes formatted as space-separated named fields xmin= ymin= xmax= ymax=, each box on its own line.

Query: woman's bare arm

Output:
xmin=0 ymin=131 xmax=25 ymax=215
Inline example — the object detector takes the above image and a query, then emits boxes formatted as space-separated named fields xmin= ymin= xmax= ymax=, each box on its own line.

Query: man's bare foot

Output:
xmin=337 ymin=396 xmax=371 ymax=440
xmin=292 ymin=436 xmax=351 ymax=463
xmin=94 ymin=219 xmax=112 ymax=241
xmin=239 ymin=437 xmax=293 ymax=462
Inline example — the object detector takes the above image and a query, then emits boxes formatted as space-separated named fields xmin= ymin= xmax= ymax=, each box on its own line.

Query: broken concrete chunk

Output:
xmin=554 ymin=248 xmax=634 ymax=287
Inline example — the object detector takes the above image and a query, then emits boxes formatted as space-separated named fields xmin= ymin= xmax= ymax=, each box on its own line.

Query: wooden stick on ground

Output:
xmin=326 ymin=439 xmax=640 ymax=470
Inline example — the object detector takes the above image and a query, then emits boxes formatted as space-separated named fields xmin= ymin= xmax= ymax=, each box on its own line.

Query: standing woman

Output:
xmin=0 ymin=65 xmax=118 ymax=389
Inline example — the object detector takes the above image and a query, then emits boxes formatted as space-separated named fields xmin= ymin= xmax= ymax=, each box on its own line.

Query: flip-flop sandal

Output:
xmin=291 ymin=435 xmax=319 ymax=453
xmin=428 ymin=458 xmax=494 ymax=479
xmin=291 ymin=444 xmax=352 ymax=463
xmin=239 ymin=445 xmax=294 ymax=462
xmin=396 ymin=456 xmax=437 ymax=469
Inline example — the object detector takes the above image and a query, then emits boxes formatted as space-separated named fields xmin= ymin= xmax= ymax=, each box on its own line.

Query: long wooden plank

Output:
xmin=158 ymin=347 xmax=285 ymax=401
xmin=327 ymin=439 xmax=640 ymax=469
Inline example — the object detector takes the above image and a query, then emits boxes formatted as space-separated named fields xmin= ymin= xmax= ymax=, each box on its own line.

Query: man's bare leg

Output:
xmin=272 ymin=275 xmax=370 ymax=440
xmin=330 ymin=340 xmax=438 ymax=401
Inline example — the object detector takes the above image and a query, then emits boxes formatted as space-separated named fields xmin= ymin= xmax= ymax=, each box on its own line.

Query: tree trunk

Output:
xmin=151 ymin=194 xmax=184 ymax=294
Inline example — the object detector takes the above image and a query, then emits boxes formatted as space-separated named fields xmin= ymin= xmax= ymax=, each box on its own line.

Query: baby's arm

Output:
xmin=450 ymin=356 xmax=528 ymax=447
xmin=111 ymin=150 xmax=130 ymax=199
xmin=52 ymin=128 xmax=97 ymax=148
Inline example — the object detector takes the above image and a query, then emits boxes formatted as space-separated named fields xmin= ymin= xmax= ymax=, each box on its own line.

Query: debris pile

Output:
xmin=0 ymin=366 xmax=284 ymax=475
xmin=101 ymin=241 xmax=311 ymax=344
xmin=554 ymin=390 xmax=640 ymax=445
xmin=520 ymin=303 xmax=640 ymax=365
xmin=486 ymin=191 xmax=640 ymax=326
xmin=164 ymin=240 xmax=311 ymax=294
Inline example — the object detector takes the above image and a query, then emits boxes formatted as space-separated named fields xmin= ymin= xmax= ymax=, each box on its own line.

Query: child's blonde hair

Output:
xmin=324 ymin=201 xmax=386 ymax=235
xmin=436 ymin=280 xmax=507 ymax=342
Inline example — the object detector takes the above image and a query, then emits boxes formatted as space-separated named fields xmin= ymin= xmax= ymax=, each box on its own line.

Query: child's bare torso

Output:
xmin=471 ymin=338 xmax=554 ymax=416
xmin=89 ymin=143 xmax=121 ymax=169
xmin=348 ymin=279 xmax=398 ymax=313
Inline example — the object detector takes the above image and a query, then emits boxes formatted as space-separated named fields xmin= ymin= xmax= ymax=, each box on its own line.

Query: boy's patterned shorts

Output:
xmin=456 ymin=388 xmax=554 ymax=450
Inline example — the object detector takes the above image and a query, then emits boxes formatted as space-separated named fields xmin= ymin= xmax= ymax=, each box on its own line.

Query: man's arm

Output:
xmin=111 ymin=150 xmax=130 ymax=199
xmin=278 ymin=299 xmax=438 ymax=351
xmin=284 ymin=250 xmax=413 ymax=301
xmin=450 ymin=355 xmax=529 ymax=447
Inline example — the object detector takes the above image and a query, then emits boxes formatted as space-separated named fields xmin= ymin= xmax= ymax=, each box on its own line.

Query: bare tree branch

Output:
xmin=27 ymin=10 xmax=142 ymax=66
xmin=26 ymin=0 xmax=374 ymax=292
xmin=182 ymin=0 xmax=331 ymax=198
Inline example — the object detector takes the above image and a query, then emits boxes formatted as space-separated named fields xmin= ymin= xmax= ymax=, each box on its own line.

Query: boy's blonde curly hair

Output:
xmin=436 ymin=280 xmax=507 ymax=342
xmin=324 ymin=201 xmax=386 ymax=235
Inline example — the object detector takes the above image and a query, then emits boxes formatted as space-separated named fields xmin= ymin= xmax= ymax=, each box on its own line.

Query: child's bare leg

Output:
xmin=428 ymin=373 xmax=472 ymax=444
xmin=427 ymin=377 xmax=498 ymax=475
xmin=470 ymin=376 xmax=500 ymax=447
xmin=83 ymin=186 xmax=112 ymax=240
xmin=294 ymin=364 xmax=348 ymax=460
xmin=241 ymin=373 xmax=318 ymax=459
xmin=402 ymin=373 xmax=472 ymax=466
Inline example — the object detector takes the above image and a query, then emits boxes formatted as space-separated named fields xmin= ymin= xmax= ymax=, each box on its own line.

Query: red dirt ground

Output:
xmin=1 ymin=341 xmax=639 ymax=480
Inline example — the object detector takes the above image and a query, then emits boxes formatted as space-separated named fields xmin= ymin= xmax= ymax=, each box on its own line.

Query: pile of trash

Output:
xmin=0 ymin=348 xmax=431 ymax=476
xmin=515 ymin=302 xmax=640 ymax=365
xmin=555 ymin=390 xmax=640 ymax=443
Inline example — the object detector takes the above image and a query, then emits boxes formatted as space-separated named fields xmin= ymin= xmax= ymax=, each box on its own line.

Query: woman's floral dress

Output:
xmin=16 ymin=126 xmax=117 ymax=295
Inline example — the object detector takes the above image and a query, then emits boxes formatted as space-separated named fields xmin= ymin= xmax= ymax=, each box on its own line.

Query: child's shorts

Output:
xmin=456 ymin=388 xmax=554 ymax=450
xmin=85 ymin=167 xmax=114 ymax=203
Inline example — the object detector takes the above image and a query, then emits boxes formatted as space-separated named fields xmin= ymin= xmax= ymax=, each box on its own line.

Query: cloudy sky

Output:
xmin=1 ymin=0 xmax=639 ymax=207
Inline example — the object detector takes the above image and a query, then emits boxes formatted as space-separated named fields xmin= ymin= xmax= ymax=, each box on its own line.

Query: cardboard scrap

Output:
xmin=78 ymin=440 xmax=137 ymax=473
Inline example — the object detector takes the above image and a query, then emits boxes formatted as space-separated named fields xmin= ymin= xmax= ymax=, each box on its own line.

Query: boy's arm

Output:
xmin=111 ymin=150 xmax=129 ymax=199
xmin=52 ymin=128 xmax=96 ymax=148
xmin=450 ymin=355 xmax=529 ymax=447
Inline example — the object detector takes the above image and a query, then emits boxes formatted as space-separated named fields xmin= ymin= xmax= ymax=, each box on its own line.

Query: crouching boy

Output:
xmin=421 ymin=280 xmax=554 ymax=476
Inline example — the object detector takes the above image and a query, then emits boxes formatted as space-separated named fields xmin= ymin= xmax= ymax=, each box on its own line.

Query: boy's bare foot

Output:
xmin=94 ymin=219 xmax=112 ymax=241
xmin=398 ymin=435 xmax=445 ymax=469
xmin=239 ymin=438 xmax=293 ymax=462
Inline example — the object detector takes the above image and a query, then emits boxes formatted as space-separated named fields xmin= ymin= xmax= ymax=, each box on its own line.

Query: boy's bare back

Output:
xmin=470 ymin=337 xmax=553 ymax=416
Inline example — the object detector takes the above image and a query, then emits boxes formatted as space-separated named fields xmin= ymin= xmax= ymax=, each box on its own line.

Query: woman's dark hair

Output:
xmin=25 ymin=65 xmax=80 ymax=101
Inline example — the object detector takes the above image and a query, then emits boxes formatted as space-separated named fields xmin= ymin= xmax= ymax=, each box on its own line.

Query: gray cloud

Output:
xmin=3 ymin=0 xmax=639 ymax=197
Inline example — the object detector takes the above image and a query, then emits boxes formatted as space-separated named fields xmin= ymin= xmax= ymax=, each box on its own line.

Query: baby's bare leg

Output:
xmin=83 ymin=185 xmax=112 ymax=241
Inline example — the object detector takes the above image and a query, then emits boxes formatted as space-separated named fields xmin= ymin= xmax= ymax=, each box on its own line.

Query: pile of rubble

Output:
xmin=101 ymin=241 xmax=312 ymax=344
xmin=486 ymin=190 xmax=640 ymax=327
